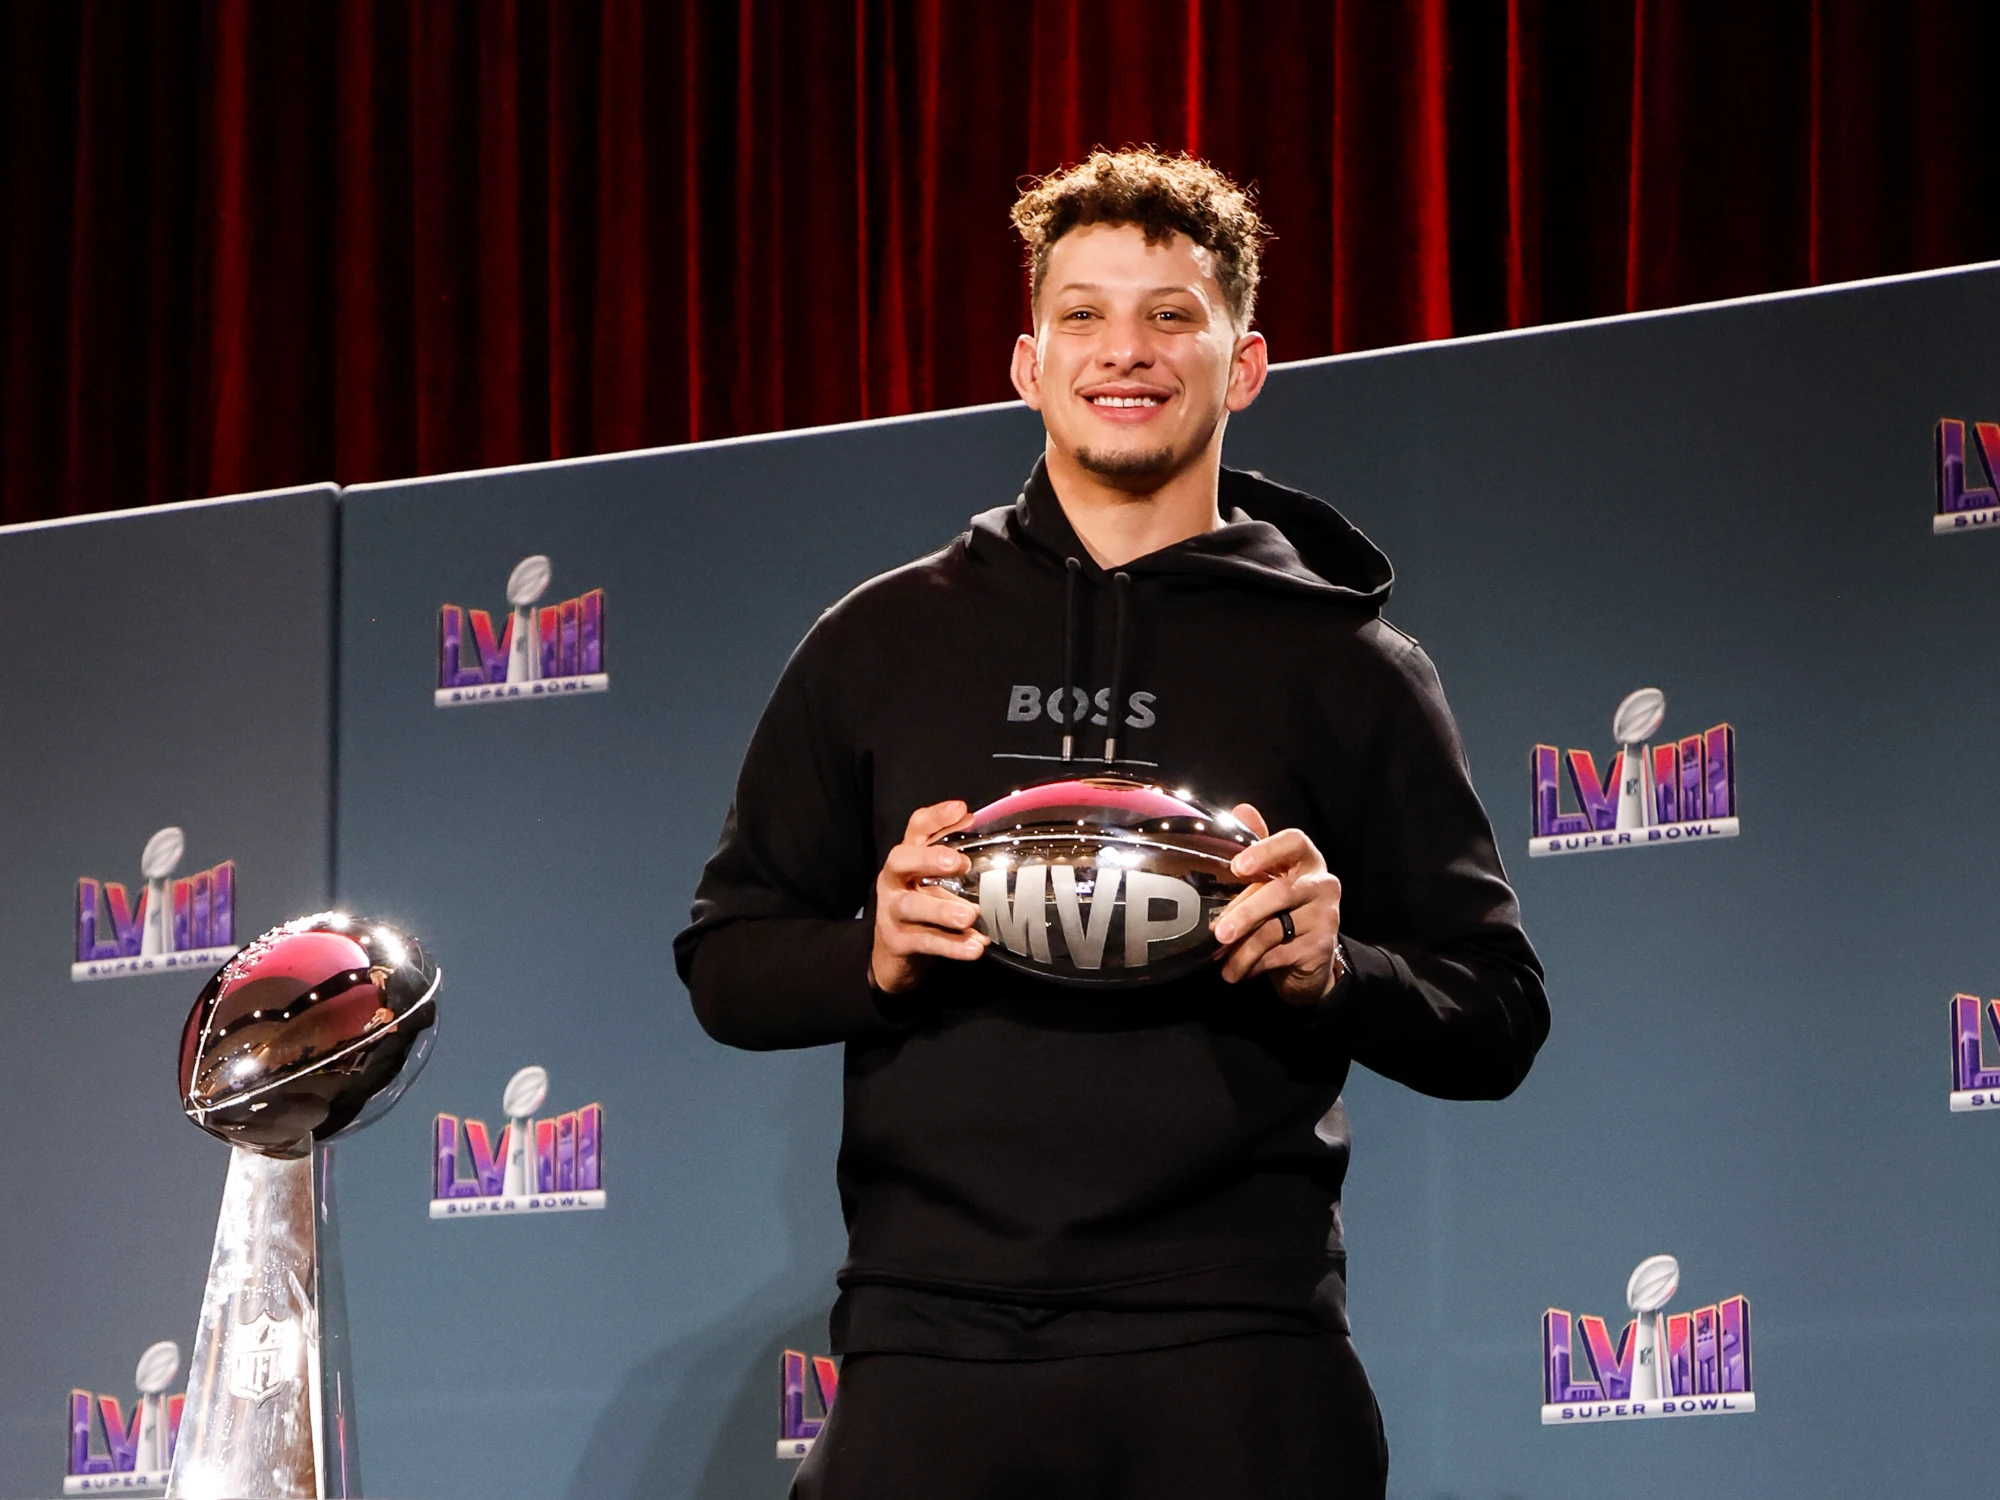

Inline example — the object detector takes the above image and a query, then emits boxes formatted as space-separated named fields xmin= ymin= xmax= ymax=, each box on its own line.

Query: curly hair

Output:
xmin=1010 ymin=147 xmax=1269 ymax=326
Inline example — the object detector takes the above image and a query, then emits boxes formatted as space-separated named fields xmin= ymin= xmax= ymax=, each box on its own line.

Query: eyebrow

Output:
xmin=1050 ymin=282 xmax=1207 ymax=299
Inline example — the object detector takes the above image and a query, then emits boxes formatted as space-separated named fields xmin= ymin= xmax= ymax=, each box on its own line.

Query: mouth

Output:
xmin=1082 ymin=388 xmax=1172 ymax=422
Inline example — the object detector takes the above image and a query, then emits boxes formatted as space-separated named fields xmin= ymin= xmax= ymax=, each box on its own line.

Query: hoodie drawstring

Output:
xmin=1104 ymin=571 xmax=1131 ymax=763
xmin=1061 ymin=557 xmax=1081 ymax=763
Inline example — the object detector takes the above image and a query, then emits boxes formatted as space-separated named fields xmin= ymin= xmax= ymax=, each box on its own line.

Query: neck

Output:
xmin=1041 ymin=436 xmax=1226 ymax=568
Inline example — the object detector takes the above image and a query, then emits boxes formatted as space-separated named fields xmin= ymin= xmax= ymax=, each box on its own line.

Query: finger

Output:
xmin=1230 ymin=803 xmax=1270 ymax=840
xmin=1230 ymin=828 xmax=1315 ymax=880
xmin=887 ymin=926 xmax=988 ymax=962
xmin=886 ymin=841 xmax=972 ymax=885
xmin=1220 ymin=914 xmax=1293 ymax=983
xmin=890 ymin=890 xmax=981 ymax=931
xmin=905 ymin=799 xmax=974 ymax=845
xmin=1211 ymin=876 xmax=1298 ymax=947
xmin=1209 ymin=877 xmax=1263 ymax=928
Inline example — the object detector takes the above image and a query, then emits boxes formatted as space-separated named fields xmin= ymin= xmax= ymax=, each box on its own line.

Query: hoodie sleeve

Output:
xmin=672 ymin=618 xmax=906 ymax=1051
xmin=1323 ymin=638 xmax=1550 ymax=1100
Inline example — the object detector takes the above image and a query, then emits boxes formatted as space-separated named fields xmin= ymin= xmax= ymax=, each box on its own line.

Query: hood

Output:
xmin=966 ymin=457 xmax=1394 ymax=613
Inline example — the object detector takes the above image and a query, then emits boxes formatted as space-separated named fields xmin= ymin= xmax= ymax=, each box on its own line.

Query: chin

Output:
xmin=1074 ymin=444 xmax=1178 ymax=481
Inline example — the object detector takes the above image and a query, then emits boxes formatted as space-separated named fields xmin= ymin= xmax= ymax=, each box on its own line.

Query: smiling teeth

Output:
xmin=1093 ymin=396 xmax=1159 ymax=407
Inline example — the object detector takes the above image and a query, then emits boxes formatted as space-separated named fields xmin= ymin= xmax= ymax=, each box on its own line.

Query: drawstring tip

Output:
xmin=1103 ymin=737 xmax=1118 ymax=764
xmin=1061 ymin=733 xmax=1074 ymax=762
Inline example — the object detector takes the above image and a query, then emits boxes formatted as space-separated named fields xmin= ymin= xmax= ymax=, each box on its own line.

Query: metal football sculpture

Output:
xmin=168 ymin=914 xmax=439 ymax=1500
xmin=930 ymin=774 xmax=1257 ymax=988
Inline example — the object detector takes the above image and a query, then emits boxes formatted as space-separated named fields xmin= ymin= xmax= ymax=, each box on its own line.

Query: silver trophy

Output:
xmin=929 ymin=773 xmax=1258 ymax=987
xmin=169 ymin=914 xmax=439 ymax=1500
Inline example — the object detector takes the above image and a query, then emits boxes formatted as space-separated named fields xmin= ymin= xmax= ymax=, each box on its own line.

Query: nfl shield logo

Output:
xmin=226 ymin=1312 xmax=296 ymax=1405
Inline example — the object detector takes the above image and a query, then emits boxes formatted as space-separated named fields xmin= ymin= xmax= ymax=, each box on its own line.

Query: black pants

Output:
xmin=790 ymin=1333 xmax=1389 ymax=1500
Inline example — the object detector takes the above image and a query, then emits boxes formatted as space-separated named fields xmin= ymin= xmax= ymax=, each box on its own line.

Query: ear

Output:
xmin=1009 ymin=333 xmax=1044 ymax=410
xmin=1224 ymin=330 xmax=1269 ymax=413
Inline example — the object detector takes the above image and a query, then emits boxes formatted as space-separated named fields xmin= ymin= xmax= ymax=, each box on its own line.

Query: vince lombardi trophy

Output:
xmin=139 ymin=827 xmax=185 ymax=959
xmin=501 ymin=1066 xmax=549 ymax=1198
xmin=1612 ymin=689 xmax=1666 ymax=833
xmin=504 ymin=555 xmax=552 ymax=685
xmin=1625 ymin=1254 xmax=1680 ymax=1401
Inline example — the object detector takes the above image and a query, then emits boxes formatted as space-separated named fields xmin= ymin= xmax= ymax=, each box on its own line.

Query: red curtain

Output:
xmin=3 ymin=1 xmax=1996 ymax=525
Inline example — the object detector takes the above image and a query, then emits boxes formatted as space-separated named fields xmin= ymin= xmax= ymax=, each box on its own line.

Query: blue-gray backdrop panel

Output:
xmin=9 ymin=263 xmax=2000 ymax=1500
xmin=0 ymin=487 xmax=338 ymax=1500
xmin=335 ymin=266 xmax=2000 ymax=1500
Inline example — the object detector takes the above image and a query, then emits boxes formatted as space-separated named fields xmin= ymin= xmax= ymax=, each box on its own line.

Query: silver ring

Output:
xmin=1276 ymin=909 xmax=1296 ymax=944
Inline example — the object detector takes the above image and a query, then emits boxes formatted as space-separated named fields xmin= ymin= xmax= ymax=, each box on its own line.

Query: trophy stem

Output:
xmin=167 ymin=1144 xmax=361 ymax=1500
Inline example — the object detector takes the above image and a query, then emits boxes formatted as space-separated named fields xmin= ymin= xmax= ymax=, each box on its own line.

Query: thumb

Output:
xmin=1231 ymin=803 xmax=1269 ymax=840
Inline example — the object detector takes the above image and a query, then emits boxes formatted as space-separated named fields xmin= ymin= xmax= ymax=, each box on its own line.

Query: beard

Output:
xmin=1074 ymin=443 xmax=1178 ymax=480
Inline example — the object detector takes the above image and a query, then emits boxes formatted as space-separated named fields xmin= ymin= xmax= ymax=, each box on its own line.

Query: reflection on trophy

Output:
xmin=168 ymin=913 xmax=439 ymax=1500
xmin=1624 ymin=1254 xmax=1679 ymax=1402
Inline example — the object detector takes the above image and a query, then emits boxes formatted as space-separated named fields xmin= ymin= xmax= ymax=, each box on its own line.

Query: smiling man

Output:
xmin=675 ymin=149 xmax=1548 ymax=1499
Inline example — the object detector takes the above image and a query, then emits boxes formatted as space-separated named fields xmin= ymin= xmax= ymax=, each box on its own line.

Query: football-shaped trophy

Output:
xmin=929 ymin=774 xmax=1256 ymax=987
xmin=1625 ymin=1253 xmax=1680 ymax=1402
xmin=169 ymin=913 xmax=440 ymax=1500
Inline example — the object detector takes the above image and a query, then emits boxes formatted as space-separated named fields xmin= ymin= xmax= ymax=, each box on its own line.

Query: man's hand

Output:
xmin=871 ymin=800 xmax=988 ymax=995
xmin=1211 ymin=804 xmax=1345 ymax=1006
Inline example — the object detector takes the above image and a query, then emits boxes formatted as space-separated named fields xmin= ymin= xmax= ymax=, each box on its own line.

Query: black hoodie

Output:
xmin=674 ymin=461 xmax=1548 ymax=1360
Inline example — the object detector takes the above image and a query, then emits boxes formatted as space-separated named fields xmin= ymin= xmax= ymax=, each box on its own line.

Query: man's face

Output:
xmin=1010 ymin=222 xmax=1266 ymax=488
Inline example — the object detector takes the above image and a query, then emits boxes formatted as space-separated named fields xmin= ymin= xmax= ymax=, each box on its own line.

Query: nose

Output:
xmin=1098 ymin=310 xmax=1154 ymax=369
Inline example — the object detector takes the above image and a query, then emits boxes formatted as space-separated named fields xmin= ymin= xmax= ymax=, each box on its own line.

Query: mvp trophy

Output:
xmin=168 ymin=914 xmax=440 ymax=1500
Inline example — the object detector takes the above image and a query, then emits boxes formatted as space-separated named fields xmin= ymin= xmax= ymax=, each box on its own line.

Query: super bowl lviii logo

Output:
xmin=431 ymin=1066 xmax=604 ymax=1216
xmin=66 ymin=1341 xmax=182 ymax=1493
xmin=1947 ymin=993 xmax=2000 ymax=1110
xmin=74 ymin=827 xmax=237 ymax=982
xmin=1544 ymin=1255 xmax=1753 ymax=1425
xmin=1933 ymin=419 xmax=2000 ymax=534
xmin=436 ymin=553 xmax=606 ymax=706
xmin=1530 ymin=689 xmax=1738 ymax=858
xmin=777 ymin=1350 xmax=839 ymax=1460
